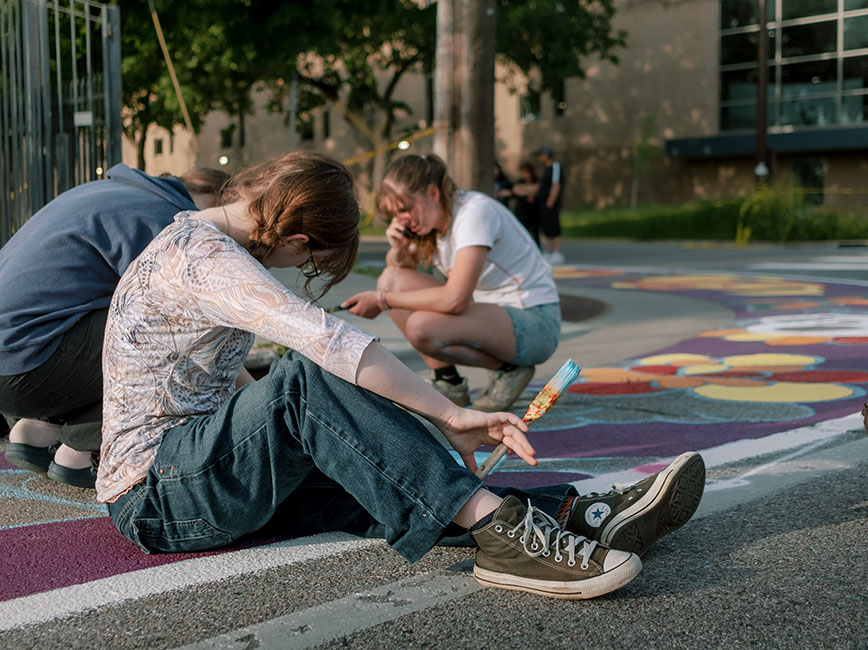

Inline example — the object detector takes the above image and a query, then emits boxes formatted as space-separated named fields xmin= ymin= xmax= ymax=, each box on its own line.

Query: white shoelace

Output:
xmin=502 ymin=501 xmax=599 ymax=570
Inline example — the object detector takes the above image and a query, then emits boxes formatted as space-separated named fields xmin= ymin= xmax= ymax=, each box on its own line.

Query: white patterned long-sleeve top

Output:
xmin=96 ymin=212 xmax=375 ymax=503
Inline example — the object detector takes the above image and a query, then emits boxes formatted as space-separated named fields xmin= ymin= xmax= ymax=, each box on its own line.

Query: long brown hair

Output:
xmin=220 ymin=151 xmax=360 ymax=296
xmin=377 ymin=154 xmax=459 ymax=263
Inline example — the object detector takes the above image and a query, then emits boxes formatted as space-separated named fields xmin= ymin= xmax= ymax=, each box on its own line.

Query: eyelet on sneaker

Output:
xmin=568 ymin=559 xmax=576 ymax=567
xmin=542 ymin=550 xmax=551 ymax=557
xmin=554 ymin=553 xmax=563 ymax=562
xmin=507 ymin=531 xmax=516 ymax=538
xmin=581 ymin=561 xmax=590 ymax=570
xmin=531 ymin=542 xmax=539 ymax=551
xmin=494 ymin=525 xmax=503 ymax=532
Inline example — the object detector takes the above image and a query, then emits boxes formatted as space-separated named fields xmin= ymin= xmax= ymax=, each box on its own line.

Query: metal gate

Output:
xmin=0 ymin=0 xmax=121 ymax=245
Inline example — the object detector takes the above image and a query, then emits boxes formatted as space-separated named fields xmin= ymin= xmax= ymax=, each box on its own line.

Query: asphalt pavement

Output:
xmin=1 ymin=239 xmax=867 ymax=650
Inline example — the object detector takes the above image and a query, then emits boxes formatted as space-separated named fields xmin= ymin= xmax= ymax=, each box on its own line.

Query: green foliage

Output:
xmin=561 ymin=201 xmax=742 ymax=240
xmin=496 ymin=0 xmax=625 ymax=93
xmin=560 ymin=192 xmax=868 ymax=242
xmin=736 ymin=183 xmax=808 ymax=243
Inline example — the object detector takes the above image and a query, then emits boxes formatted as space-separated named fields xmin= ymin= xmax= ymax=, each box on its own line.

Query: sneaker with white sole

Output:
xmin=425 ymin=372 xmax=471 ymax=407
xmin=471 ymin=495 xmax=642 ymax=599
xmin=546 ymin=251 xmax=565 ymax=265
xmin=563 ymin=451 xmax=706 ymax=556
xmin=472 ymin=365 xmax=535 ymax=412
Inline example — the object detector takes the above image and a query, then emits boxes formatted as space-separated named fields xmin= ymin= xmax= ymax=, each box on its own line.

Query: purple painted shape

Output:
xmin=0 ymin=517 xmax=279 ymax=602
xmin=0 ymin=456 xmax=15 ymax=470
xmin=525 ymin=398 xmax=862 ymax=460
xmin=484 ymin=470 xmax=591 ymax=489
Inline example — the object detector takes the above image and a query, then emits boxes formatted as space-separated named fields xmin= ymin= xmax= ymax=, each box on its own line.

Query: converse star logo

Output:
xmin=584 ymin=502 xmax=612 ymax=528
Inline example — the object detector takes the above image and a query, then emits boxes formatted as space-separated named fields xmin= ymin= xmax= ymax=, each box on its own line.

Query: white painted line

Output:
xmin=747 ymin=262 xmax=868 ymax=271
xmin=175 ymin=565 xmax=481 ymax=650
xmin=568 ymin=413 xmax=862 ymax=495
xmin=0 ymin=534 xmax=382 ymax=631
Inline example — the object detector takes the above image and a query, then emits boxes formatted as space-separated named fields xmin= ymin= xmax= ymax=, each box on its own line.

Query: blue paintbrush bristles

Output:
xmin=547 ymin=359 xmax=581 ymax=393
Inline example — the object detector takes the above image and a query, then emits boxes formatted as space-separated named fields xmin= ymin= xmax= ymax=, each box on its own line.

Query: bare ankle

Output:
xmin=53 ymin=444 xmax=93 ymax=469
xmin=8 ymin=418 xmax=60 ymax=447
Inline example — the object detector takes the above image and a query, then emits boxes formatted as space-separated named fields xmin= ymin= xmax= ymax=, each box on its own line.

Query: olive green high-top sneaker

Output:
xmin=471 ymin=495 xmax=641 ymax=599
xmin=563 ymin=451 xmax=706 ymax=556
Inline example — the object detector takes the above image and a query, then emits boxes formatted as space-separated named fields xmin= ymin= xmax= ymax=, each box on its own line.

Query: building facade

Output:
xmin=125 ymin=0 xmax=868 ymax=211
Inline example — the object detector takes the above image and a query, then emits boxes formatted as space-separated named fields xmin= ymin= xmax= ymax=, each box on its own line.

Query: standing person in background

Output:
xmin=509 ymin=162 xmax=541 ymax=248
xmin=493 ymin=160 xmax=513 ymax=206
xmin=536 ymin=146 xmax=564 ymax=264
xmin=0 ymin=165 xmax=228 ymax=488
xmin=344 ymin=153 xmax=560 ymax=413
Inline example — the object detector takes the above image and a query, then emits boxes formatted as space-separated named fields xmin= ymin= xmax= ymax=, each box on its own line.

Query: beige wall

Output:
xmin=515 ymin=0 xmax=720 ymax=207
xmin=124 ymin=0 xmax=865 ymax=212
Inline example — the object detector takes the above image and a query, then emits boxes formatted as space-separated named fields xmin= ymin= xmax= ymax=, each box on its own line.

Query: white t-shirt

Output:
xmin=432 ymin=191 xmax=559 ymax=309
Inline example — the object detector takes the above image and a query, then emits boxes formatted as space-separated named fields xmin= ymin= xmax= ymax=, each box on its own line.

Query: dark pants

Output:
xmin=109 ymin=351 xmax=576 ymax=562
xmin=0 ymin=309 xmax=106 ymax=451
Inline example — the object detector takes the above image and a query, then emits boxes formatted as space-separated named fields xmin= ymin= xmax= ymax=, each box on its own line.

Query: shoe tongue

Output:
xmin=495 ymin=495 xmax=528 ymax=523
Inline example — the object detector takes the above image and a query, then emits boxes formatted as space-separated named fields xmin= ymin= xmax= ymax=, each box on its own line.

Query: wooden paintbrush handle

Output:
xmin=475 ymin=442 xmax=508 ymax=478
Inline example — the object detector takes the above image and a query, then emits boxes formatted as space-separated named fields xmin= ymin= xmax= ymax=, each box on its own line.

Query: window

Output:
xmin=844 ymin=15 xmax=868 ymax=50
xmin=719 ymin=0 xmax=868 ymax=131
xmin=792 ymin=158 xmax=825 ymax=205
xmin=220 ymin=125 xmax=234 ymax=149
xmin=554 ymin=81 xmax=567 ymax=117
xmin=519 ymin=91 xmax=540 ymax=121
xmin=299 ymin=114 xmax=314 ymax=141
xmin=154 ymin=138 xmax=163 ymax=156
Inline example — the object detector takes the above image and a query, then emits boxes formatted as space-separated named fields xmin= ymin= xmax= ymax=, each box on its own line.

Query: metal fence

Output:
xmin=1 ymin=0 xmax=121 ymax=245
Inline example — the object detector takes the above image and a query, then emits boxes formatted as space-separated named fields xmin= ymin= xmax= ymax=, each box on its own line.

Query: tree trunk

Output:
xmin=434 ymin=0 xmax=496 ymax=193
xmin=136 ymin=124 xmax=148 ymax=171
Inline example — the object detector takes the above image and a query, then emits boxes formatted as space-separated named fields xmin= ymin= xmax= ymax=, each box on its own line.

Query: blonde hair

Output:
xmin=221 ymin=151 xmax=360 ymax=295
xmin=377 ymin=154 xmax=459 ymax=263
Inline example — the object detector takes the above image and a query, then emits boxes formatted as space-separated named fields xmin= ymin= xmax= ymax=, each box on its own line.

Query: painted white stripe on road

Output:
xmin=175 ymin=563 xmax=481 ymax=650
xmin=747 ymin=262 xmax=868 ymax=271
xmin=0 ymin=534 xmax=382 ymax=631
xmin=569 ymin=412 xmax=862 ymax=495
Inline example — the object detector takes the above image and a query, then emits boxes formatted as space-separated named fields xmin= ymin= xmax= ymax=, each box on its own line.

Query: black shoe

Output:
xmin=564 ymin=452 xmax=706 ymax=556
xmin=4 ymin=442 xmax=57 ymax=473
xmin=46 ymin=460 xmax=97 ymax=489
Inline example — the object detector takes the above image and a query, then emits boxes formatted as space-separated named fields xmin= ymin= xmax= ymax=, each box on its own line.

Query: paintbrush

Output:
xmin=474 ymin=359 xmax=581 ymax=478
xmin=324 ymin=304 xmax=349 ymax=313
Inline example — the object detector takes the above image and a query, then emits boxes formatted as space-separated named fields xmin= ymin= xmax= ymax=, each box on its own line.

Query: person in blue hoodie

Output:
xmin=0 ymin=164 xmax=228 ymax=488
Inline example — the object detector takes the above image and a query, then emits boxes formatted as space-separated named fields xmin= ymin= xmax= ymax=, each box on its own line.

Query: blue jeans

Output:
xmin=108 ymin=351 xmax=576 ymax=562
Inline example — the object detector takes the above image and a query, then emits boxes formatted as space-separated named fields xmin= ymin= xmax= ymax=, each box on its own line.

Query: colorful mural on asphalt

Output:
xmin=2 ymin=266 xmax=866 ymax=607
xmin=487 ymin=268 xmax=868 ymax=489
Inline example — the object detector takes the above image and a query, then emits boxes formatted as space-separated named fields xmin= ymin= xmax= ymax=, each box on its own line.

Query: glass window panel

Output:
xmin=721 ymin=67 xmax=776 ymax=100
xmin=782 ymin=21 xmax=837 ymax=58
xmin=721 ymin=32 xmax=760 ymax=65
xmin=721 ymin=0 xmax=758 ymax=28
xmin=844 ymin=16 xmax=868 ymax=51
xmin=720 ymin=102 xmax=777 ymax=129
xmin=780 ymin=96 xmax=838 ymax=125
xmin=781 ymin=0 xmax=837 ymax=20
xmin=781 ymin=59 xmax=838 ymax=96
xmin=841 ymin=94 xmax=868 ymax=123
xmin=844 ymin=0 xmax=868 ymax=9
xmin=843 ymin=56 xmax=868 ymax=90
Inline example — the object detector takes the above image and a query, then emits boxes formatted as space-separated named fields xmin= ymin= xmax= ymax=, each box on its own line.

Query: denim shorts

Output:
xmin=504 ymin=302 xmax=561 ymax=366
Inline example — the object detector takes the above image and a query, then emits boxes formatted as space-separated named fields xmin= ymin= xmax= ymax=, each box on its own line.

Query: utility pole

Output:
xmin=755 ymin=0 xmax=770 ymax=183
xmin=433 ymin=0 xmax=497 ymax=192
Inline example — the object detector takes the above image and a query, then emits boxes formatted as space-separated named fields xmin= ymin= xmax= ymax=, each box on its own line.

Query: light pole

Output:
xmin=755 ymin=0 xmax=770 ymax=183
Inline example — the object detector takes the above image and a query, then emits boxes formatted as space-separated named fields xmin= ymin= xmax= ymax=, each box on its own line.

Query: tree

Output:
xmin=275 ymin=0 xmax=625 ymax=186
xmin=116 ymin=0 xmax=328 ymax=170
xmin=261 ymin=0 xmax=437 ymax=186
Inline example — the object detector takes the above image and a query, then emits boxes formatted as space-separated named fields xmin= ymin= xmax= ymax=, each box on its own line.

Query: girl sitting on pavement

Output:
xmin=344 ymin=154 xmax=560 ymax=412
xmin=98 ymin=151 xmax=704 ymax=600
